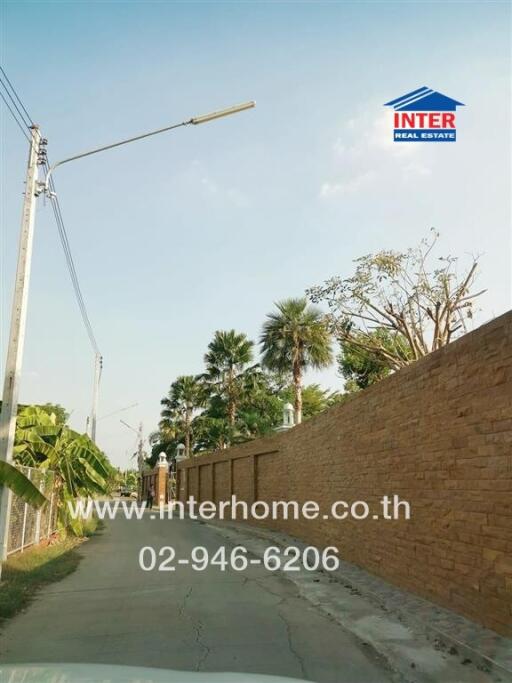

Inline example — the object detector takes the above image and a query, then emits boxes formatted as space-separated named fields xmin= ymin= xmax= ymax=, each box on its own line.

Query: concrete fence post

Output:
xmin=20 ymin=502 xmax=28 ymax=552
xmin=47 ymin=492 xmax=54 ymax=537
xmin=20 ymin=468 xmax=31 ymax=552
xmin=34 ymin=508 xmax=41 ymax=546
xmin=33 ymin=470 xmax=43 ymax=545
xmin=252 ymin=455 xmax=258 ymax=503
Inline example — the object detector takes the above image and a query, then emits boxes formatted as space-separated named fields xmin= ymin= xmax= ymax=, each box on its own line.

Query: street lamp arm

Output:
xmin=44 ymin=121 xmax=188 ymax=189
xmin=120 ymin=419 xmax=139 ymax=435
xmin=44 ymin=100 xmax=255 ymax=191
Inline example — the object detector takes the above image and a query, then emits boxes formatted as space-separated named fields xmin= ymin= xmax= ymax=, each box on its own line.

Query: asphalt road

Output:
xmin=0 ymin=512 xmax=396 ymax=683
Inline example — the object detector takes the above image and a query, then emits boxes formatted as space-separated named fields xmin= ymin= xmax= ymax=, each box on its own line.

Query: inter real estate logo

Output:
xmin=384 ymin=87 xmax=464 ymax=142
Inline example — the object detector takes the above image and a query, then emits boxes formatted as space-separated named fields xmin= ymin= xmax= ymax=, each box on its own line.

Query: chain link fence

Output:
xmin=7 ymin=465 xmax=59 ymax=556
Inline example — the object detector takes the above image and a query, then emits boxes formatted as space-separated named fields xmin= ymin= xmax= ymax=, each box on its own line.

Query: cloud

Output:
xmin=319 ymin=107 xmax=432 ymax=199
xmin=403 ymin=161 xmax=432 ymax=178
xmin=186 ymin=161 xmax=250 ymax=208
xmin=320 ymin=171 xmax=376 ymax=198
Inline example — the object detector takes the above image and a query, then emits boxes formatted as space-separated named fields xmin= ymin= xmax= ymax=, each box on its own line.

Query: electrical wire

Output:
xmin=0 ymin=66 xmax=102 ymax=359
xmin=45 ymin=163 xmax=101 ymax=356
xmin=0 ymin=66 xmax=35 ymax=143
xmin=0 ymin=86 xmax=31 ymax=142
xmin=0 ymin=66 xmax=34 ymax=126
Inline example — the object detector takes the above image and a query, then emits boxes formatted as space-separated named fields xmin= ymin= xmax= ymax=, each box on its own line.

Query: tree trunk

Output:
xmin=185 ymin=410 xmax=191 ymax=458
xmin=293 ymin=362 xmax=302 ymax=424
xmin=227 ymin=368 xmax=236 ymax=427
xmin=228 ymin=400 xmax=236 ymax=427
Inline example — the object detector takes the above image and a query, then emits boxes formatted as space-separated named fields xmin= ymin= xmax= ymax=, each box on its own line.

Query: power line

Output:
xmin=0 ymin=86 xmax=31 ymax=142
xmin=45 ymin=164 xmax=101 ymax=355
xmin=0 ymin=66 xmax=34 ymax=126
xmin=0 ymin=76 xmax=32 ymax=130
xmin=0 ymin=66 xmax=34 ymax=143
xmin=0 ymin=67 xmax=102 ymax=358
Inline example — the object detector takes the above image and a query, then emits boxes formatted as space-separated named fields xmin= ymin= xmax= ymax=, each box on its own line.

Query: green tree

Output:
xmin=337 ymin=329 xmax=408 ymax=391
xmin=260 ymin=298 xmax=333 ymax=424
xmin=160 ymin=375 xmax=206 ymax=458
xmin=279 ymin=383 xmax=342 ymax=420
xmin=113 ymin=468 xmax=138 ymax=492
xmin=204 ymin=330 xmax=255 ymax=429
xmin=192 ymin=414 xmax=234 ymax=452
xmin=149 ymin=424 xmax=177 ymax=466
xmin=38 ymin=403 xmax=69 ymax=425
xmin=189 ymin=368 xmax=282 ymax=453
xmin=236 ymin=369 xmax=282 ymax=437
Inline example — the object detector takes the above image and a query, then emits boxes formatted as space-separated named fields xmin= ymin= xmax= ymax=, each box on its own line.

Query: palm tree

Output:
xmin=204 ymin=330 xmax=254 ymax=428
xmin=161 ymin=375 xmax=205 ymax=458
xmin=149 ymin=424 xmax=177 ymax=465
xmin=260 ymin=298 xmax=333 ymax=424
xmin=192 ymin=414 xmax=235 ymax=452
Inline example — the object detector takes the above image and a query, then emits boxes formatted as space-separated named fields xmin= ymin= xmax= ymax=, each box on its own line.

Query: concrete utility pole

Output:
xmin=90 ymin=352 xmax=103 ymax=443
xmin=42 ymin=100 xmax=255 ymax=449
xmin=121 ymin=419 xmax=145 ymax=501
xmin=121 ymin=419 xmax=144 ymax=467
xmin=0 ymin=126 xmax=42 ymax=572
xmin=0 ymin=101 xmax=255 ymax=577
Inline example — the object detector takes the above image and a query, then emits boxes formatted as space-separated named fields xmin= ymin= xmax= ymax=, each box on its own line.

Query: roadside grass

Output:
xmin=83 ymin=515 xmax=104 ymax=537
xmin=0 ymin=517 xmax=103 ymax=624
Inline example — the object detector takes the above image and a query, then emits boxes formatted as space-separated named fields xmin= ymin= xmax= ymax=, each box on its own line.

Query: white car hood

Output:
xmin=0 ymin=663 xmax=306 ymax=683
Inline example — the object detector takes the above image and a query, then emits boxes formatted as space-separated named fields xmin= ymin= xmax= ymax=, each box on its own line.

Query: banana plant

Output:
xmin=13 ymin=406 xmax=114 ymax=533
xmin=0 ymin=460 xmax=47 ymax=509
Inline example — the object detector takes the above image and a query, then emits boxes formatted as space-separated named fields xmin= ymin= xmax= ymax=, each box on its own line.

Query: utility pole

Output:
xmin=121 ymin=419 xmax=145 ymax=472
xmin=90 ymin=352 xmax=103 ymax=443
xmin=40 ymin=100 xmax=254 ymax=449
xmin=0 ymin=100 xmax=254 ymax=576
xmin=135 ymin=422 xmax=144 ymax=504
xmin=0 ymin=126 xmax=42 ymax=573
xmin=136 ymin=422 xmax=143 ymax=462
xmin=121 ymin=419 xmax=145 ymax=501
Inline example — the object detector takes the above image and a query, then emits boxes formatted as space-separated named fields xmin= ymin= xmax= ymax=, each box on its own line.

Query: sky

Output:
xmin=1 ymin=0 xmax=510 ymax=468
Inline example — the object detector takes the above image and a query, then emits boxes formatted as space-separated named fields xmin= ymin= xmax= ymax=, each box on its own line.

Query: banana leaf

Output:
xmin=0 ymin=460 xmax=47 ymax=509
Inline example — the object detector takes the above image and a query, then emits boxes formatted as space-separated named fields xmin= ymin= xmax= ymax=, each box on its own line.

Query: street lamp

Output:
xmin=43 ymin=101 xmax=256 ymax=191
xmin=0 ymin=99 xmax=255 ymax=573
xmin=43 ymin=100 xmax=255 ymax=444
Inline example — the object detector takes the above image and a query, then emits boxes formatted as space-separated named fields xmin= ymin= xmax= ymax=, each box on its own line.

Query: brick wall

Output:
xmin=177 ymin=312 xmax=512 ymax=636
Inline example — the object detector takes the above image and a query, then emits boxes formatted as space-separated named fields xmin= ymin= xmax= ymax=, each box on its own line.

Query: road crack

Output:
xmin=277 ymin=605 xmax=308 ymax=680
xmin=177 ymin=586 xmax=210 ymax=671
xmin=246 ymin=576 xmax=308 ymax=679
xmin=178 ymin=586 xmax=193 ymax=618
